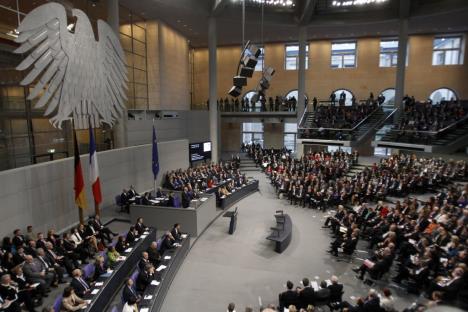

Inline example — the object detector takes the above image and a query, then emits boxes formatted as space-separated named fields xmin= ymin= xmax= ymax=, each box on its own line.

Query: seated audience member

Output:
xmin=362 ymin=289 xmax=380 ymax=311
xmin=0 ymin=292 xmax=21 ymax=312
xmin=85 ymin=219 xmax=108 ymax=247
xmin=122 ymin=278 xmax=140 ymax=304
xmin=92 ymin=255 xmax=108 ymax=281
xmin=278 ymin=280 xmax=299 ymax=311
xmin=120 ymin=189 xmax=130 ymax=213
xmin=36 ymin=248 xmax=63 ymax=285
xmin=70 ymin=269 xmax=90 ymax=298
xmin=227 ymin=302 xmax=236 ymax=312
xmin=136 ymin=264 xmax=154 ymax=293
xmin=171 ymin=223 xmax=183 ymax=242
xmin=297 ymin=278 xmax=315 ymax=309
xmin=137 ymin=252 xmax=151 ymax=271
xmin=22 ymin=255 xmax=54 ymax=293
xmin=126 ymin=227 xmax=138 ymax=245
xmin=12 ymin=229 xmax=25 ymax=249
xmin=158 ymin=232 xmax=177 ymax=254
xmin=181 ymin=186 xmax=191 ymax=208
xmin=167 ymin=192 xmax=175 ymax=207
xmin=91 ymin=215 xmax=117 ymax=241
xmin=11 ymin=266 xmax=43 ymax=302
xmin=115 ymin=236 xmax=129 ymax=254
xmin=314 ymin=281 xmax=330 ymax=305
xmin=106 ymin=246 xmax=121 ymax=268
xmin=61 ymin=286 xmax=87 ymax=311
xmin=24 ymin=226 xmax=36 ymax=243
xmin=135 ymin=218 xmax=148 ymax=236
xmin=75 ymin=224 xmax=98 ymax=253
xmin=287 ymin=306 xmax=297 ymax=312
xmin=379 ymin=288 xmax=395 ymax=312
xmin=327 ymin=275 xmax=344 ymax=308
xmin=122 ymin=297 xmax=138 ymax=312
xmin=0 ymin=274 xmax=36 ymax=312
xmin=146 ymin=242 xmax=161 ymax=267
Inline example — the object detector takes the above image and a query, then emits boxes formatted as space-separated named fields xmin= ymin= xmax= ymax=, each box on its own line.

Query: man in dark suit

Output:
xmin=278 ymin=280 xmax=299 ymax=311
xmin=122 ymin=278 xmax=140 ymax=304
xmin=137 ymin=252 xmax=151 ymax=272
xmin=314 ymin=281 xmax=331 ymax=304
xmin=35 ymin=233 xmax=48 ymax=251
xmin=328 ymin=275 xmax=344 ymax=309
xmin=12 ymin=229 xmax=25 ymax=249
xmin=427 ymin=267 xmax=465 ymax=301
xmin=159 ymin=233 xmax=176 ymax=255
xmin=136 ymin=264 xmax=154 ymax=293
xmin=126 ymin=226 xmax=138 ymax=245
xmin=146 ymin=242 xmax=161 ymax=267
xmin=70 ymin=269 xmax=90 ymax=298
xmin=171 ymin=224 xmax=182 ymax=242
xmin=181 ymin=187 xmax=191 ymax=208
xmin=22 ymin=255 xmax=54 ymax=293
xmin=362 ymin=290 xmax=380 ymax=312
xmin=297 ymin=278 xmax=315 ymax=309
xmin=0 ymin=274 xmax=35 ymax=312
xmin=24 ymin=240 xmax=37 ymax=258
xmin=92 ymin=215 xmax=116 ymax=242
xmin=37 ymin=247 xmax=65 ymax=284
xmin=120 ymin=189 xmax=130 ymax=213
xmin=135 ymin=218 xmax=148 ymax=236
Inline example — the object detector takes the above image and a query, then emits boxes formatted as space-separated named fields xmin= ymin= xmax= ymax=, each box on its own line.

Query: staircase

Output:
xmin=351 ymin=109 xmax=388 ymax=143
xmin=344 ymin=163 xmax=368 ymax=178
xmin=238 ymin=154 xmax=260 ymax=172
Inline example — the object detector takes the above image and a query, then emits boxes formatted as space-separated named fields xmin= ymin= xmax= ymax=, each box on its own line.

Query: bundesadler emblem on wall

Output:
xmin=14 ymin=2 xmax=128 ymax=129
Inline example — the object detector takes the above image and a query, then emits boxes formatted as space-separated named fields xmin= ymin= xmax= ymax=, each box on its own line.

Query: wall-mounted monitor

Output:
xmin=189 ymin=141 xmax=212 ymax=162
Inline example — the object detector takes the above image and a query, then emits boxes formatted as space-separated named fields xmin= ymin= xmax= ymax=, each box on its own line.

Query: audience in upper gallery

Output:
xmin=246 ymin=145 xmax=467 ymax=311
xmin=311 ymin=101 xmax=379 ymax=129
xmin=398 ymin=98 xmax=466 ymax=132
xmin=215 ymin=94 xmax=300 ymax=112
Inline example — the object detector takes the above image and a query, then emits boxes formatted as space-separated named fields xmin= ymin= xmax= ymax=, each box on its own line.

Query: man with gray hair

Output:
xmin=22 ymin=254 xmax=54 ymax=293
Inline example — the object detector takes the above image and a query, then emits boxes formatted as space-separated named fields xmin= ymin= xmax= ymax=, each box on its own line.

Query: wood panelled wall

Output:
xmin=193 ymin=34 xmax=468 ymax=106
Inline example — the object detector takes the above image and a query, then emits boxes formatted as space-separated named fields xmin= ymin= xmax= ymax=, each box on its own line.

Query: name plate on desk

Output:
xmin=91 ymin=289 xmax=99 ymax=295
xmin=181 ymin=234 xmax=188 ymax=239
xmin=125 ymin=248 xmax=133 ymax=253
xmin=156 ymin=265 xmax=167 ymax=272
xmin=150 ymin=280 xmax=160 ymax=286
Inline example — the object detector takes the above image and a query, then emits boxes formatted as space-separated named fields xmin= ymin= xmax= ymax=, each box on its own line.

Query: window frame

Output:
xmin=331 ymin=41 xmax=357 ymax=69
xmin=242 ymin=122 xmax=264 ymax=147
xmin=284 ymin=44 xmax=309 ymax=71
xmin=283 ymin=123 xmax=298 ymax=152
xmin=432 ymin=35 xmax=464 ymax=66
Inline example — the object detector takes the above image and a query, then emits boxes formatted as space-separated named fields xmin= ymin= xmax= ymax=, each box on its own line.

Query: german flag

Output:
xmin=74 ymin=129 xmax=87 ymax=209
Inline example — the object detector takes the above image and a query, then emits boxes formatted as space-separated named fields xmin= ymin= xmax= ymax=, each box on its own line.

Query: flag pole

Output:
xmin=153 ymin=118 xmax=157 ymax=193
xmin=73 ymin=119 xmax=85 ymax=225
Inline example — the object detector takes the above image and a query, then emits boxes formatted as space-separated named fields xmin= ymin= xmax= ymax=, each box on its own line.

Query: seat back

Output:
xmin=130 ymin=270 xmax=139 ymax=283
xmin=115 ymin=195 xmax=122 ymax=206
xmin=173 ymin=195 xmax=181 ymax=208
xmin=83 ymin=263 xmax=95 ymax=279
xmin=53 ymin=295 xmax=63 ymax=312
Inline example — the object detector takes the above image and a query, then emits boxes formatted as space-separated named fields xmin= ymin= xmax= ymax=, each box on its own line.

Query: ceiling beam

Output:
xmin=298 ymin=0 xmax=317 ymax=26
xmin=212 ymin=0 xmax=229 ymax=16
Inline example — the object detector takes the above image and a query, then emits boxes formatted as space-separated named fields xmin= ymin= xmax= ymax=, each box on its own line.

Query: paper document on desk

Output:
xmin=144 ymin=295 xmax=153 ymax=300
xmin=140 ymin=234 xmax=147 ymax=239
xmin=200 ymin=197 xmax=208 ymax=202
xmin=31 ymin=283 xmax=40 ymax=288
xmin=151 ymin=280 xmax=160 ymax=286
xmin=125 ymin=248 xmax=133 ymax=253
xmin=164 ymin=256 xmax=171 ymax=260
xmin=156 ymin=265 xmax=167 ymax=272
xmin=140 ymin=308 xmax=149 ymax=312
xmin=95 ymin=282 xmax=104 ymax=287
xmin=181 ymin=234 xmax=188 ymax=239
xmin=143 ymin=231 xmax=150 ymax=235
xmin=117 ymin=256 xmax=127 ymax=261
xmin=149 ymin=200 xmax=160 ymax=204
xmin=91 ymin=289 xmax=99 ymax=295
xmin=85 ymin=300 xmax=91 ymax=304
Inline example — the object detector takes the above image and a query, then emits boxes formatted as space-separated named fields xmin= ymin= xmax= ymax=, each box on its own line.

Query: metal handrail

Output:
xmin=298 ymin=104 xmax=382 ymax=131
xmin=386 ymin=113 xmax=468 ymax=135
xmin=373 ymin=108 xmax=399 ymax=130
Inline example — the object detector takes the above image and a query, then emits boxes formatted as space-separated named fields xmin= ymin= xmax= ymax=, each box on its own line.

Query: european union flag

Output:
xmin=152 ymin=124 xmax=159 ymax=180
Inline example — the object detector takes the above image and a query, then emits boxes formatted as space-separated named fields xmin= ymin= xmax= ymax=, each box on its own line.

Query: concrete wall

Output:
xmin=220 ymin=121 xmax=286 ymax=152
xmin=127 ymin=111 xmax=210 ymax=146
xmin=192 ymin=34 xmax=468 ymax=106
xmin=0 ymin=140 xmax=189 ymax=238
xmin=143 ymin=21 xmax=191 ymax=110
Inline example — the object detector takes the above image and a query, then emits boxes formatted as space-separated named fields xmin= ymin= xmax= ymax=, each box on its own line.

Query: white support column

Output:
xmin=394 ymin=18 xmax=408 ymax=109
xmin=208 ymin=17 xmax=219 ymax=163
xmin=296 ymin=26 xmax=307 ymax=157
xmin=107 ymin=0 xmax=128 ymax=148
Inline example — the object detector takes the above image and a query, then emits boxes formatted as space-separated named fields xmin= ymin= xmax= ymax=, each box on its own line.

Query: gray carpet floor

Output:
xmin=160 ymin=171 xmax=421 ymax=312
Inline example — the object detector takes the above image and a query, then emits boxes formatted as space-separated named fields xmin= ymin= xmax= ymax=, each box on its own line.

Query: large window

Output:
xmin=242 ymin=123 xmax=264 ymax=147
xmin=379 ymin=39 xmax=398 ymax=67
xmin=284 ymin=123 xmax=298 ymax=152
xmin=332 ymin=89 xmax=354 ymax=106
xmin=285 ymin=90 xmax=308 ymax=101
xmin=243 ymin=91 xmax=261 ymax=112
xmin=254 ymin=47 xmax=265 ymax=71
xmin=285 ymin=44 xmax=309 ymax=70
xmin=331 ymin=41 xmax=357 ymax=68
xmin=327 ymin=146 xmax=352 ymax=153
xmin=432 ymin=35 xmax=464 ymax=65
xmin=429 ymin=88 xmax=457 ymax=104
xmin=379 ymin=88 xmax=395 ymax=106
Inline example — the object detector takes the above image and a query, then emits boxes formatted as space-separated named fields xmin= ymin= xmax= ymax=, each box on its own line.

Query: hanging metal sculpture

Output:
xmin=14 ymin=2 xmax=128 ymax=129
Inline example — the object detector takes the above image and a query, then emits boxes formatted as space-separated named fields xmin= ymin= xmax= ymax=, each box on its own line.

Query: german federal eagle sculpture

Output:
xmin=14 ymin=2 xmax=128 ymax=129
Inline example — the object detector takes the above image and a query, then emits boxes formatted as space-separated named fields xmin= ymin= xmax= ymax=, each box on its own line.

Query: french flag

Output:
xmin=89 ymin=126 xmax=102 ymax=205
